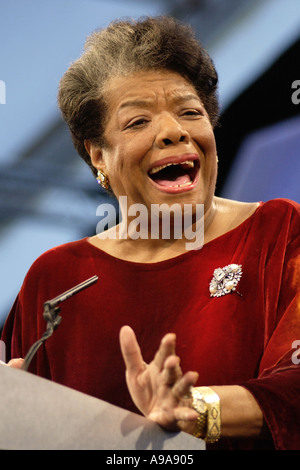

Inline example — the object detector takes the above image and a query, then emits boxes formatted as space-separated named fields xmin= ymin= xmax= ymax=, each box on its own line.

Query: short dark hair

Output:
xmin=58 ymin=16 xmax=219 ymax=177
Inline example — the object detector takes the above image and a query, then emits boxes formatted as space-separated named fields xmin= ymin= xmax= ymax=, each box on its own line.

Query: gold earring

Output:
xmin=96 ymin=169 xmax=110 ymax=190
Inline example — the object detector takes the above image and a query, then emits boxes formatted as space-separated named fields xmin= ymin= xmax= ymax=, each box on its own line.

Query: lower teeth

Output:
xmin=177 ymin=181 xmax=192 ymax=188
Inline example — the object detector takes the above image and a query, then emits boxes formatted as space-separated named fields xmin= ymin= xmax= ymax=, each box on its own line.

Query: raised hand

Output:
xmin=119 ymin=325 xmax=199 ymax=433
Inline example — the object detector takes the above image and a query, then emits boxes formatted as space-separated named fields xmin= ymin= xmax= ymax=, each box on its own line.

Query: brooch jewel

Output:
xmin=209 ymin=264 xmax=243 ymax=298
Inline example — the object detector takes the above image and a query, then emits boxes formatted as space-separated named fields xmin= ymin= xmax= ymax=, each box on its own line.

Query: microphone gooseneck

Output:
xmin=21 ymin=275 xmax=98 ymax=372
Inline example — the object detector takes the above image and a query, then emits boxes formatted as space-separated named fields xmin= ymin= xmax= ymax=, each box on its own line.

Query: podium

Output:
xmin=0 ymin=365 xmax=205 ymax=450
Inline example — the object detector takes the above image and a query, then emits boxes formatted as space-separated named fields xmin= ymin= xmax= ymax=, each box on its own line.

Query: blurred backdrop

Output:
xmin=1 ymin=0 xmax=300 ymax=331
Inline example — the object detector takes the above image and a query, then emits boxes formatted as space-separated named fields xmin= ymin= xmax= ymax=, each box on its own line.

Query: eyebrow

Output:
xmin=118 ymin=99 xmax=153 ymax=111
xmin=118 ymin=93 xmax=202 ymax=111
xmin=172 ymin=93 xmax=202 ymax=104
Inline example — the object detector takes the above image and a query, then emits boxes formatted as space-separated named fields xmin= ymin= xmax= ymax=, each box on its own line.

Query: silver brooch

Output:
xmin=209 ymin=264 xmax=243 ymax=298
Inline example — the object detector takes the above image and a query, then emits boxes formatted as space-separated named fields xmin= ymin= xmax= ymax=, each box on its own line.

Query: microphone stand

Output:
xmin=21 ymin=275 xmax=98 ymax=372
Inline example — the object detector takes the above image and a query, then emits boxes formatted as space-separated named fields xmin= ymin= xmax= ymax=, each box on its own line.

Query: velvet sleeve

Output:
xmin=241 ymin=203 xmax=300 ymax=450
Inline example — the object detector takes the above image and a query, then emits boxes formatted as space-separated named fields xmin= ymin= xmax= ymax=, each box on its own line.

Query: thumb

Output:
xmin=6 ymin=358 xmax=24 ymax=369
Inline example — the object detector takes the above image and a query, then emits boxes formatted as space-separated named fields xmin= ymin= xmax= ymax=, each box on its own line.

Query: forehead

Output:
xmin=104 ymin=70 xmax=201 ymax=112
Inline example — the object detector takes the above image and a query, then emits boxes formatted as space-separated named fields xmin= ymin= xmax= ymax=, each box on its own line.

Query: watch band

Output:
xmin=191 ymin=388 xmax=207 ymax=438
xmin=191 ymin=387 xmax=221 ymax=443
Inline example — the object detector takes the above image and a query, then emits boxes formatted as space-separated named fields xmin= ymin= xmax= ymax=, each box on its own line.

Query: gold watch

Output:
xmin=191 ymin=388 xmax=208 ymax=438
xmin=191 ymin=387 xmax=221 ymax=443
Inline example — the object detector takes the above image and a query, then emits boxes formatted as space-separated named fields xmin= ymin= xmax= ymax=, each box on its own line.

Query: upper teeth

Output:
xmin=149 ymin=160 xmax=194 ymax=175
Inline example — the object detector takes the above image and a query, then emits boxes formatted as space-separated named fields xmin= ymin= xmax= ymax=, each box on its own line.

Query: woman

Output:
xmin=2 ymin=16 xmax=300 ymax=450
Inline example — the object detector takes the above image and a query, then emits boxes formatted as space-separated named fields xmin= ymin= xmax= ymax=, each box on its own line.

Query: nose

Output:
xmin=155 ymin=114 xmax=189 ymax=148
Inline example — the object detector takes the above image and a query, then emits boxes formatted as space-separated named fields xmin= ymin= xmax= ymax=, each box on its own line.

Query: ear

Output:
xmin=84 ymin=139 xmax=107 ymax=173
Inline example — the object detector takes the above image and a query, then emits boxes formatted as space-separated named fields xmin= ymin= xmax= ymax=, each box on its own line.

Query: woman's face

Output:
xmin=89 ymin=69 xmax=218 ymax=213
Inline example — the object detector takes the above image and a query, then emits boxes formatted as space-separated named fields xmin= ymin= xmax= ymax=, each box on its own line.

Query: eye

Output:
xmin=181 ymin=109 xmax=203 ymax=117
xmin=125 ymin=118 xmax=149 ymax=129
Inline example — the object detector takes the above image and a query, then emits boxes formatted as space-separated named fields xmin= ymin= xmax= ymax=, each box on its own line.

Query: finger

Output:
xmin=172 ymin=371 xmax=199 ymax=401
xmin=162 ymin=355 xmax=182 ymax=385
xmin=173 ymin=406 xmax=199 ymax=423
xmin=148 ymin=406 xmax=199 ymax=428
xmin=153 ymin=333 xmax=176 ymax=371
xmin=6 ymin=358 xmax=24 ymax=369
xmin=119 ymin=325 xmax=145 ymax=375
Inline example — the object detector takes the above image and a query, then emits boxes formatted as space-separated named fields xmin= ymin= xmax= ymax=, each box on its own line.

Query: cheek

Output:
xmin=191 ymin=118 xmax=216 ymax=152
xmin=196 ymin=136 xmax=217 ymax=168
xmin=102 ymin=146 xmax=140 ymax=184
xmin=201 ymin=123 xmax=216 ymax=152
xmin=197 ymin=127 xmax=217 ymax=182
xmin=116 ymin=138 xmax=152 ymax=174
xmin=101 ymin=144 xmax=123 ymax=176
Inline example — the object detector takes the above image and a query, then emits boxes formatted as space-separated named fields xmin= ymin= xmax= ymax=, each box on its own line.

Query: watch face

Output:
xmin=194 ymin=398 xmax=206 ymax=414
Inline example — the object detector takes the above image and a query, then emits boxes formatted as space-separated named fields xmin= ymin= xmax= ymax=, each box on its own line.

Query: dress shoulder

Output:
xmin=21 ymin=238 xmax=90 ymax=284
xmin=253 ymin=198 xmax=300 ymax=240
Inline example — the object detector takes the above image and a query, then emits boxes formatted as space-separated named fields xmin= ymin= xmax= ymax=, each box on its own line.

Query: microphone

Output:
xmin=21 ymin=275 xmax=98 ymax=372
xmin=43 ymin=275 xmax=98 ymax=309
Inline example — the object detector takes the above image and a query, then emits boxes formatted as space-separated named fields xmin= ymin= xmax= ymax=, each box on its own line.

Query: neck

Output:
xmin=97 ymin=197 xmax=218 ymax=262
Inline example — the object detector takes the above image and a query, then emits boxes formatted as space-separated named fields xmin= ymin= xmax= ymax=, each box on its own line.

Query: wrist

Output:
xmin=210 ymin=385 xmax=264 ymax=438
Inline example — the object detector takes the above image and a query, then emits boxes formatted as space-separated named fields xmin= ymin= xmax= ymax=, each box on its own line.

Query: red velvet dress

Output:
xmin=2 ymin=198 xmax=300 ymax=450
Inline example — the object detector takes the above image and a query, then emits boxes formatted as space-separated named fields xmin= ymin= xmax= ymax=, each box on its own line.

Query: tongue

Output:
xmin=154 ymin=173 xmax=191 ymax=187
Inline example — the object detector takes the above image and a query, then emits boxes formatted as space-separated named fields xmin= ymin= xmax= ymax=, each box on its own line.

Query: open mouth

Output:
xmin=148 ymin=157 xmax=200 ymax=193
